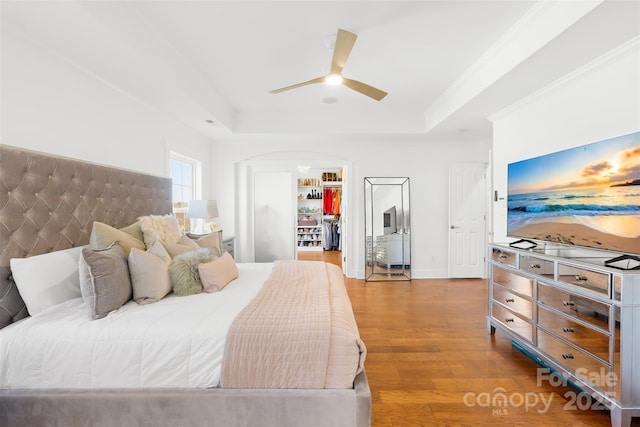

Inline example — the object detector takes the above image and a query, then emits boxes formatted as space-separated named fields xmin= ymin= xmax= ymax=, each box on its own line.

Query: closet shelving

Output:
xmin=297 ymin=178 xmax=323 ymax=251
xmin=296 ymin=173 xmax=343 ymax=252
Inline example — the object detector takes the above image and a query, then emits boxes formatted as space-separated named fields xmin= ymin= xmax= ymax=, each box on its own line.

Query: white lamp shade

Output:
xmin=186 ymin=200 xmax=219 ymax=219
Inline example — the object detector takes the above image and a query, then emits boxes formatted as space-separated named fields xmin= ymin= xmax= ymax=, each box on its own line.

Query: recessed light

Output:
xmin=323 ymin=97 xmax=339 ymax=104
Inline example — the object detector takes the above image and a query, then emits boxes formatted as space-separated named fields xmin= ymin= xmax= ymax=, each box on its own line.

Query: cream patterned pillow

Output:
xmin=138 ymin=214 xmax=182 ymax=247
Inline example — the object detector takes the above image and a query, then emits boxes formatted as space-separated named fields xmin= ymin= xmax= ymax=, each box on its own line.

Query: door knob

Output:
xmin=450 ymin=225 xmax=460 ymax=229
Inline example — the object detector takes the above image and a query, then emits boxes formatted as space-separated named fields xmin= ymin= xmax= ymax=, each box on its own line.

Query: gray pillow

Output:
xmin=79 ymin=242 xmax=132 ymax=320
xmin=169 ymin=247 xmax=217 ymax=296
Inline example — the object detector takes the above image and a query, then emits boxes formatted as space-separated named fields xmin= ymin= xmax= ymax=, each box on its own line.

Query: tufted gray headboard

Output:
xmin=0 ymin=145 xmax=172 ymax=329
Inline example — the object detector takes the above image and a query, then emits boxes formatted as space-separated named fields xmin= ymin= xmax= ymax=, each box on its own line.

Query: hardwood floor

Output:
xmin=299 ymin=250 xmax=620 ymax=427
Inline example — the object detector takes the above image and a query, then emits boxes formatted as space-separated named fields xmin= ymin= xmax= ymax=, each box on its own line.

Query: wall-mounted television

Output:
xmin=507 ymin=131 xmax=640 ymax=257
xmin=383 ymin=206 xmax=397 ymax=235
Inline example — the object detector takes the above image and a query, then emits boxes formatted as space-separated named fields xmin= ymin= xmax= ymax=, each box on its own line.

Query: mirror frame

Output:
xmin=364 ymin=177 xmax=411 ymax=281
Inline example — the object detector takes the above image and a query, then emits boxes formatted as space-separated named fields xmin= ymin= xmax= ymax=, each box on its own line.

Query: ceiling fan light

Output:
xmin=325 ymin=74 xmax=343 ymax=86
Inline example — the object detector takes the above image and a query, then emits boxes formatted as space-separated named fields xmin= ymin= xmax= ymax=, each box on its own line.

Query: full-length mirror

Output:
xmin=365 ymin=177 xmax=410 ymax=281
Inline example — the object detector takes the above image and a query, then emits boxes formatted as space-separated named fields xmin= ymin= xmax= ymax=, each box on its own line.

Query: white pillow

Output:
xmin=138 ymin=214 xmax=182 ymax=247
xmin=10 ymin=246 xmax=85 ymax=316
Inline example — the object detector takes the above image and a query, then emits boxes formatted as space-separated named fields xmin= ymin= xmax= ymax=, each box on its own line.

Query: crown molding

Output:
xmin=424 ymin=0 xmax=604 ymax=132
xmin=489 ymin=36 xmax=640 ymax=123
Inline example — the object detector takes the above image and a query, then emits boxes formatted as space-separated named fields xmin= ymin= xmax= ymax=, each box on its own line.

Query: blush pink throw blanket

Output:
xmin=221 ymin=260 xmax=366 ymax=389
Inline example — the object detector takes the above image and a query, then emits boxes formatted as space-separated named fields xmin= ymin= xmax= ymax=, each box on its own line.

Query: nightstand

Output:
xmin=222 ymin=235 xmax=235 ymax=258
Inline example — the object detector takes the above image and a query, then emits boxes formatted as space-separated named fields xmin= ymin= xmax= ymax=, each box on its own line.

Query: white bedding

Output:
xmin=0 ymin=263 xmax=272 ymax=389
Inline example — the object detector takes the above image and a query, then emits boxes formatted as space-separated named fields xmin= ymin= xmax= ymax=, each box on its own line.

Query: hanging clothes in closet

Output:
xmin=322 ymin=220 xmax=341 ymax=251
xmin=323 ymin=187 xmax=342 ymax=215
xmin=323 ymin=185 xmax=342 ymax=251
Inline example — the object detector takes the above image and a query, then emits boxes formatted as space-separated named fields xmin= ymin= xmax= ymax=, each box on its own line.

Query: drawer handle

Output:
xmin=505 ymin=318 xmax=515 ymax=323
xmin=574 ymin=275 xmax=588 ymax=282
xmin=530 ymin=264 xmax=541 ymax=269
xmin=505 ymin=298 xmax=515 ymax=303
xmin=499 ymin=254 xmax=508 ymax=259
xmin=562 ymin=300 xmax=575 ymax=306
xmin=562 ymin=327 xmax=575 ymax=333
xmin=562 ymin=353 xmax=574 ymax=360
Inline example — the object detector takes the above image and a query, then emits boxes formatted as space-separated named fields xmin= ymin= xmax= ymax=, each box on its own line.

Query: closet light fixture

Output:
xmin=297 ymin=165 xmax=311 ymax=174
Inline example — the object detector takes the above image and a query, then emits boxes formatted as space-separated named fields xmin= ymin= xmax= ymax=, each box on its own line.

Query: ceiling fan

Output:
xmin=269 ymin=28 xmax=388 ymax=101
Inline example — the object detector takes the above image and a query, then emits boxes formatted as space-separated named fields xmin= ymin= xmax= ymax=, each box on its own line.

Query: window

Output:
xmin=169 ymin=152 xmax=201 ymax=230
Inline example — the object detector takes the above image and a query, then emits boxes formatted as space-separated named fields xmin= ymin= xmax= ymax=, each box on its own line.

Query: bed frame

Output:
xmin=0 ymin=145 xmax=371 ymax=427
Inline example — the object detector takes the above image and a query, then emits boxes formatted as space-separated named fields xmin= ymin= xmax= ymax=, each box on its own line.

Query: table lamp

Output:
xmin=186 ymin=199 xmax=219 ymax=234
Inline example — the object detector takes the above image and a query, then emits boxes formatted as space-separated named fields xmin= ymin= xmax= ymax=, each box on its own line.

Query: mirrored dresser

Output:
xmin=487 ymin=243 xmax=640 ymax=427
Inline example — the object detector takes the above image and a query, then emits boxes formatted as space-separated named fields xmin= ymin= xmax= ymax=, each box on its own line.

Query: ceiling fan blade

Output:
xmin=342 ymin=77 xmax=388 ymax=101
xmin=270 ymin=76 xmax=326 ymax=94
xmin=330 ymin=29 xmax=357 ymax=75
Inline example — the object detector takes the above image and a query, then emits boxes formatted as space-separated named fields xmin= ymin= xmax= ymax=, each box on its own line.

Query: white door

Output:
xmin=448 ymin=163 xmax=487 ymax=278
xmin=254 ymin=172 xmax=295 ymax=262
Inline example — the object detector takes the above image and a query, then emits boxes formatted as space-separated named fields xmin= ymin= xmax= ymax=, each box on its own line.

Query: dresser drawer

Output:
xmin=520 ymin=255 xmax=554 ymax=279
xmin=537 ymin=328 xmax=611 ymax=389
xmin=492 ymin=284 xmax=532 ymax=320
xmin=557 ymin=263 xmax=610 ymax=296
xmin=492 ymin=266 xmax=533 ymax=298
xmin=613 ymin=275 xmax=622 ymax=302
xmin=537 ymin=283 xmax=609 ymax=331
xmin=537 ymin=305 xmax=610 ymax=362
xmin=491 ymin=302 xmax=533 ymax=342
xmin=491 ymin=247 xmax=517 ymax=268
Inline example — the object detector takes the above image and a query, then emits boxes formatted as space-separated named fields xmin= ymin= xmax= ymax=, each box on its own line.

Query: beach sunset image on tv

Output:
xmin=507 ymin=131 xmax=640 ymax=255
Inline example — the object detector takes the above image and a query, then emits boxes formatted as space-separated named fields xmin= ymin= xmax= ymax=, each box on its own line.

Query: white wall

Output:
xmin=209 ymin=135 xmax=490 ymax=278
xmin=1 ymin=22 xmax=493 ymax=279
xmin=491 ymin=40 xmax=640 ymax=242
xmin=1 ymin=24 xmax=213 ymax=192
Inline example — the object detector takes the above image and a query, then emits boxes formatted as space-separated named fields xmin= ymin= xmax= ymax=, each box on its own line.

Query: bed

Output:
xmin=0 ymin=145 xmax=371 ymax=427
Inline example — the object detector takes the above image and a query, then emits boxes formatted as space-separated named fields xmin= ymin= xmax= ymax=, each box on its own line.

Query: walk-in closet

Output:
xmin=297 ymin=168 xmax=344 ymax=255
